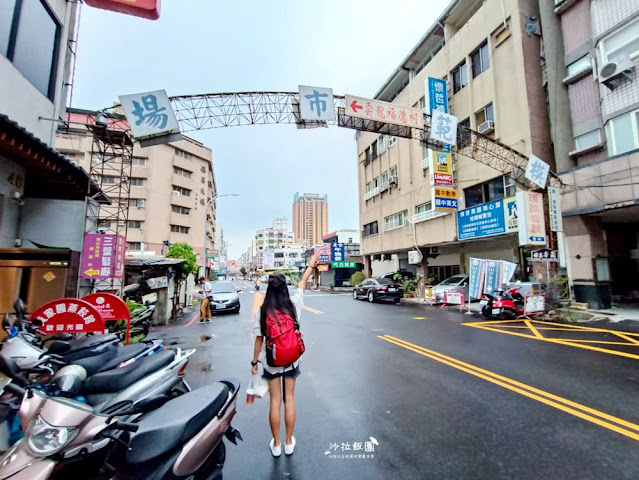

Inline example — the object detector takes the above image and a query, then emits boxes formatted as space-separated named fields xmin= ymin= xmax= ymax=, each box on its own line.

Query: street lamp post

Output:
xmin=203 ymin=194 xmax=238 ymax=278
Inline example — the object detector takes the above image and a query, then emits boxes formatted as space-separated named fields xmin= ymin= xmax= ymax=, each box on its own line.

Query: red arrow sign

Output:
xmin=350 ymin=100 xmax=363 ymax=112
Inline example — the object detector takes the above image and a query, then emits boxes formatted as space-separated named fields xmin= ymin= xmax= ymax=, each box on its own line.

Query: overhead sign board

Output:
xmin=548 ymin=186 xmax=563 ymax=232
xmin=119 ymin=89 xmax=181 ymax=144
xmin=298 ymin=85 xmax=336 ymax=122
xmin=517 ymin=191 xmax=547 ymax=246
xmin=430 ymin=110 xmax=458 ymax=146
xmin=525 ymin=155 xmax=550 ymax=188
xmin=81 ymin=234 xmax=125 ymax=279
xmin=344 ymin=94 xmax=424 ymax=129
xmin=433 ymin=187 xmax=458 ymax=211
xmin=457 ymin=197 xmax=518 ymax=241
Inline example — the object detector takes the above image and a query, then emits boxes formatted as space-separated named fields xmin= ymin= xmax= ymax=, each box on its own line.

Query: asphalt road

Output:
xmin=151 ymin=282 xmax=639 ymax=479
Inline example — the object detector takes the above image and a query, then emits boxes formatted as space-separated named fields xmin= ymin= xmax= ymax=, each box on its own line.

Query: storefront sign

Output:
xmin=81 ymin=234 xmax=124 ymax=279
xmin=345 ymin=94 xmax=424 ymax=129
xmin=531 ymin=249 xmax=558 ymax=262
xmin=30 ymin=299 xmax=105 ymax=334
xmin=316 ymin=244 xmax=332 ymax=264
xmin=458 ymin=198 xmax=513 ymax=240
xmin=331 ymin=243 xmax=345 ymax=262
xmin=525 ymin=155 xmax=550 ymax=188
xmin=443 ymin=290 xmax=464 ymax=305
xmin=468 ymin=258 xmax=486 ymax=299
xmin=429 ymin=150 xmax=454 ymax=186
xmin=85 ymin=0 xmax=161 ymax=20
xmin=83 ymin=293 xmax=130 ymax=344
xmin=548 ymin=186 xmax=563 ymax=232
xmin=119 ymin=90 xmax=180 ymax=142
xmin=430 ymin=110 xmax=458 ymax=147
xmin=525 ymin=295 xmax=546 ymax=314
xmin=484 ymin=260 xmax=502 ymax=295
xmin=517 ymin=191 xmax=547 ymax=246
xmin=504 ymin=196 xmax=518 ymax=233
xmin=426 ymin=77 xmax=448 ymax=115
xmin=433 ymin=187 xmax=458 ymax=211
xmin=331 ymin=261 xmax=356 ymax=269
xmin=146 ymin=276 xmax=169 ymax=288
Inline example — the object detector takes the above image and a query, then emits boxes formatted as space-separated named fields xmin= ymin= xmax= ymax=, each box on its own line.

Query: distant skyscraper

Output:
xmin=292 ymin=193 xmax=328 ymax=246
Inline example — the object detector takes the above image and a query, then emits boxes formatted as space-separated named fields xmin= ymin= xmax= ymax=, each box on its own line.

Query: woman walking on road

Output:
xmin=251 ymin=250 xmax=321 ymax=457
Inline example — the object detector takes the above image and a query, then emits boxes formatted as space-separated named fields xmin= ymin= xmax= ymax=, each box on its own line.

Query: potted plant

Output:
xmin=329 ymin=282 xmax=335 ymax=291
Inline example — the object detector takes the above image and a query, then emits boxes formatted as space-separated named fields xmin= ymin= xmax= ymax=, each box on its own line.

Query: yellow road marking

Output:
xmin=613 ymin=332 xmax=639 ymax=345
xmin=303 ymin=306 xmax=323 ymax=314
xmin=379 ymin=335 xmax=639 ymax=441
xmin=414 ymin=317 xmax=426 ymax=320
xmin=524 ymin=320 xmax=543 ymax=339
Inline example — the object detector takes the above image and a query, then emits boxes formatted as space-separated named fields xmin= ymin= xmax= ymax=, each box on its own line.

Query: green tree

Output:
xmin=240 ymin=267 xmax=247 ymax=276
xmin=166 ymin=243 xmax=199 ymax=317
xmin=351 ymin=271 xmax=366 ymax=286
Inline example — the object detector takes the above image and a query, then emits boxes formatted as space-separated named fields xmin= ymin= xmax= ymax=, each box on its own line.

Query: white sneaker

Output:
xmin=285 ymin=436 xmax=296 ymax=455
xmin=270 ymin=439 xmax=281 ymax=457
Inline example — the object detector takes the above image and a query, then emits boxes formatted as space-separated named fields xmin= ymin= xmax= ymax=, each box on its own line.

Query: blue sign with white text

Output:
xmin=427 ymin=77 xmax=450 ymax=153
xmin=457 ymin=199 xmax=507 ymax=240
xmin=331 ymin=243 xmax=345 ymax=263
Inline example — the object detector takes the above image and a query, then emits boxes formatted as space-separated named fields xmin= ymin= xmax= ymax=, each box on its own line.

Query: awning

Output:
xmin=0 ymin=115 xmax=109 ymax=203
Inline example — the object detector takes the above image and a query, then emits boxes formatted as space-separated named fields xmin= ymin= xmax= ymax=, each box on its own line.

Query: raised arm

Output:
xmin=299 ymin=250 xmax=321 ymax=291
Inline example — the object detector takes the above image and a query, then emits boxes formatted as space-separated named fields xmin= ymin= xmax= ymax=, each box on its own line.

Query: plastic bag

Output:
xmin=246 ymin=374 xmax=269 ymax=404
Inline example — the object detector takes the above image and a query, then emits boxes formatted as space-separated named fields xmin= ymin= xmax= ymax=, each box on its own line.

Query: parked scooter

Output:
xmin=481 ymin=287 xmax=525 ymax=319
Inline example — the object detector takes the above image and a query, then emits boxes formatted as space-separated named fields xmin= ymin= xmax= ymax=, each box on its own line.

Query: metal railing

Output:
xmin=412 ymin=210 xmax=450 ymax=224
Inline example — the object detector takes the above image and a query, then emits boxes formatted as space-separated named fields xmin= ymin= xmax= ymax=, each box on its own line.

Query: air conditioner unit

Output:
xmin=599 ymin=54 xmax=634 ymax=88
xmin=389 ymin=176 xmax=398 ymax=186
xmin=478 ymin=120 xmax=495 ymax=134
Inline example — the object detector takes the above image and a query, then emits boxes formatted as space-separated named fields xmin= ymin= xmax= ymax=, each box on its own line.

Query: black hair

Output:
xmin=260 ymin=274 xmax=298 ymax=336
xmin=199 ymin=277 xmax=206 ymax=282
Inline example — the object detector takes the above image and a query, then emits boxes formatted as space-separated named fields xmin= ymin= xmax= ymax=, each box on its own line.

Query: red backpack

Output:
xmin=265 ymin=310 xmax=305 ymax=367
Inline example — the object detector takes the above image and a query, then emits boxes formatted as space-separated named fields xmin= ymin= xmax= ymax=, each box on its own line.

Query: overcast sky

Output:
xmin=73 ymin=0 xmax=450 ymax=259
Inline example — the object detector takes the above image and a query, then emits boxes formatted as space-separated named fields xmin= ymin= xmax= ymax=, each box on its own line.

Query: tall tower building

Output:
xmin=292 ymin=193 xmax=328 ymax=247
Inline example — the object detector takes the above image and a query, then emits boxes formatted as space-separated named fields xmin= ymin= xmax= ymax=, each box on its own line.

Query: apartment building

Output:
xmin=541 ymin=0 xmax=639 ymax=308
xmin=357 ymin=0 xmax=551 ymax=284
xmin=253 ymin=218 xmax=296 ymax=270
xmin=56 ymin=109 xmax=216 ymax=264
xmin=292 ymin=193 xmax=329 ymax=247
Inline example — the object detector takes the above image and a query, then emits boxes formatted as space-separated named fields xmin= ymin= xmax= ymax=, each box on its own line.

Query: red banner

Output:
xmin=30 ymin=299 xmax=105 ymax=334
xmin=83 ymin=293 xmax=131 ymax=344
xmin=85 ymin=0 xmax=160 ymax=20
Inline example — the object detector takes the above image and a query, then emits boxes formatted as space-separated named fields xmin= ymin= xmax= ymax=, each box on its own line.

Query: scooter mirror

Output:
xmin=32 ymin=318 xmax=43 ymax=327
xmin=13 ymin=299 xmax=26 ymax=317
xmin=47 ymin=341 xmax=72 ymax=355
xmin=2 ymin=314 xmax=12 ymax=330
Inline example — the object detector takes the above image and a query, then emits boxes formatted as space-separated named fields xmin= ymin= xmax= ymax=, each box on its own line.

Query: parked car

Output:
xmin=433 ymin=274 xmax=469 ymax=303
xmin=353 ymin=277 xmax=404 ymax=303
xmin=209 ymin=281 xmax=241 ymax=314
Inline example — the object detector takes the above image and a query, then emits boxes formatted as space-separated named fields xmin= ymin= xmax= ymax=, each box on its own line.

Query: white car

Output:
xmin=434 ymin=274 xmax=469 ymax=303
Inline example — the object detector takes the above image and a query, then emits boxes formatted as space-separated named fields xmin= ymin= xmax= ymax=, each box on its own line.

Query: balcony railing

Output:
xmin=412 ymin=210 xmax=450 ymax=224
xmin=364 ymin=186 xmax=380 ymax=201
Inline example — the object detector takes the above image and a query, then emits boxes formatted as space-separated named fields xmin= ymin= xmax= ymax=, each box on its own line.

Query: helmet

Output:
xmin=50 ymin=365 xmax=87 ymax=397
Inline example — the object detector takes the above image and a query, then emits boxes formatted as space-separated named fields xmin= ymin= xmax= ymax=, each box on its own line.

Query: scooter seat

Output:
xmin=84 ymin=350 xmax=175 ymax=394
xmin=73 ymin=343 xmax=148 ymax=375
xmin=126 ymin=382 xmax=230 ymax=464
xmin=59 ymin=334 xmax=120 ymax=362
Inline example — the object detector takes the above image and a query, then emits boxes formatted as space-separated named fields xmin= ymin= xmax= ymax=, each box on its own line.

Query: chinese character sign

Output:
xmin=298 ymin=85 xmax=336 ymax=122
xmin=457 ymin=198 xmax=514 ymax=240
xmin=468 ymin=258 xmax=486 ymax=300
xmin=331 ymin=243 xmax=345 ymax=262
xmin=517 ymin=191 xmax=547 ymax=246
xmin=344 ymin=94 xmax=424 ymax=129
xmin=524 ymin=155 xmax=550 ymax=188
xmin=430 ymin=110 xmax=458 ymax=147
xmin=30 ymin=299 xmax=106 ymax=334
xmin=433 ymin=187 xmax=458 ymax=212
xmin=548 ymin=186 xmax=563 ymax=232
xmin=113 ymin=235 xmax=126 ymax=278
xmin=315 ymin=244 xmax=332 ymax=264
xmin=119 ymin=90 xmax=180 ymax=140
xmin=81 ymin=234 xmax=120 ymax=279
xmin=484 ymin=261 xmax=502 ymax=295
xmin=426 ymin=77 xmax=448 ymax=115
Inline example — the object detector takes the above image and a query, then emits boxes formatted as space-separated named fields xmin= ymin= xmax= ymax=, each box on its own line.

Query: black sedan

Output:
xmin=353 ymin=277 xmax=404 ymax=303
xmin=209 ymin=281 xmax=241 ymax=314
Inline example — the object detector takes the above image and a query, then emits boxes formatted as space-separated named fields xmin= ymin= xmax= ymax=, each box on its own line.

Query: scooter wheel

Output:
xmin=481 ymin=305 xmax=492 ymax=318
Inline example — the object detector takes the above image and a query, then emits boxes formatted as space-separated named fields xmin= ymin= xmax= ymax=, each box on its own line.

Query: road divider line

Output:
xmin=303 ymin=306 xmax=323 ymax=314
xmin=613 ymin=332 xmax=639 ymax=345
xmin=524 ymin=320 xmax=543 ymax=339
xmin=379 ymin=335 xmax=639 ymax=440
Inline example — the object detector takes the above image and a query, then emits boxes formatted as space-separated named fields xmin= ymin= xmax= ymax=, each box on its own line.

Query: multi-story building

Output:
xmin=292 ymin=193 xmax=329 ymax=247
xmin=273 ymin=245 xmax=306 ymax=270
xmin=56 ymin=109 xmax=216 ymax=263
xmin=0 ymin=1 xmax=109 ymax=311
xmin=541 ymin=0 xmax=639 ymax=308
xmin=253 ymin=218 xmax=296 ymax=270
xmin=357 ymin=0 xmax=551 ymax=285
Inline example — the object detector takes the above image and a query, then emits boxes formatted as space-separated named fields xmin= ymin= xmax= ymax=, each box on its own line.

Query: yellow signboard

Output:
xmin=433 ymin=187 xmax=458 ymax=199
xmin=433 ymin=187 xmax=459 ymax=211
xmin=431 ymin=151 xmax=453 ymax=175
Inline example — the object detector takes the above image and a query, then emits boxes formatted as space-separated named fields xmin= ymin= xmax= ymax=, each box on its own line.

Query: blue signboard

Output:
xmin=484 ymin=260 xmax=502 ymax=295
xmin=468 ymin=258 xmax=486 ymax=300
xmin=457 ymin=199 xmax=507 ymax=240
xmin=427 ymin=77 xmax=450 ymax=153
xmin=331 ymin=243 xmax=345 ymax=262
xmin=434 ymin=196 xmax=458 ymax=211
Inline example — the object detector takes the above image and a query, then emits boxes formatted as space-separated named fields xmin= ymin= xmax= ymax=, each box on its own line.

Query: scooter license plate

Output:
xmin=216 ymin=304 xmax=225 ymax=310
xmin=480 ymin=300 xmax=488 ymax=306
xmin=492 ymin=308 xmax=501 ymax=315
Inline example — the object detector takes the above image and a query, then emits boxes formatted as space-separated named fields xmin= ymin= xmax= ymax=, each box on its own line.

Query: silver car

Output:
xmin=434 ymin=274 xmax=469 ymax=303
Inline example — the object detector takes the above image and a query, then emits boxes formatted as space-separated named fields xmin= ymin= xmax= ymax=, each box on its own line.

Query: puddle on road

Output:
xmin=199 ymin=362 xmax=214 ymax=373
xmin=199 ymin=335 xmax=214 ymax=342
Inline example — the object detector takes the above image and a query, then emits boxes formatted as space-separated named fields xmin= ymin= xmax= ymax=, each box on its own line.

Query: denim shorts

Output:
xmin=262 ymin=364 xmax=301 ymax=380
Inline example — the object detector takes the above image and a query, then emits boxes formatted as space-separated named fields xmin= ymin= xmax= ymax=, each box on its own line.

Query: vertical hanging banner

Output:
xmin=501 ymin=261 xmax=518 ymax=285
xmin=516 ymin=191 xmax=547 ymax=246
xmin=548 ymin=186 xmax=563 ymax=232
xmin=426 ymin=77 xmax=449 ymax=115
xmin=484 ymin=260 xmax=502 ymax=295
xmin=468 ymin=258 xmax=486 ymax=299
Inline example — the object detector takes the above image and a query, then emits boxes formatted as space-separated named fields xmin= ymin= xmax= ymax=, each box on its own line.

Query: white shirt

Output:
xmin=199 ymin=282 xmax=212 ymax=299
xmin=253 ymin=288 xmax=304 ymax=374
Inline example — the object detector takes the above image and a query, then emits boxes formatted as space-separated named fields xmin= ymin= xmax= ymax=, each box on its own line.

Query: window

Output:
xmin=600 ymin=17 xmax=639 ymax=64
xmin=475 ymin=104 xmax=494 ymax=126
xmin=127 ymin=242 xmax=142 ymax=251
xmin=132 ymin=157 xmax=147 ymax=166
xmin=172 ymin=186 xmax=191 ymax=196
xmin=201 ymin=177 xmax=205 ymax=184
xmin=452 ymin=61 xmax=468 ymax=93
xmin=574 ymin=130 xmax=602 ymax=151
xmin=100 ymin=176 xmax=116 ymax=185
xmin=131 ymin=178 xmax=145 ymax=186
xmin=471 ymin=41 xmax=490 ymax=78
xmin=373 ymin=177 xmax=379 ymax=188
xmin=371 ymin=140 xmax=378 ymax=159
xmin=363 ymin=221 xmax=379 ymax=237
xmin=381 ymin=171 xmax=388 ymax=184
xmin=128 ymin=220 xmax=142 ymax=229
xmin=173 ymin=166 xmax=192 ymax=178
xmin=464 ymin=175 xmax=514 ymax=208
xmin=175 ymin=148 xmax=192 ymax=160
xmin=606 ymin=110 xmax=639 ymax=156
xmin=384 ymin=211 xmax=408 ymax=231
xmin=420 ymin=97 xmax=426 ymax=111
xmin=3 ymin=0 xmax=61 ymax=99
xmin=172 ymin=205 xmax=191 ymax=215
xmin=378 ymin=135 xmax=388 ymax=154
xmin=416 ymin=202 xmax=432 ymax=214
xmin=171 ymin=225 xmax=190 ymax=234
xmin=390 ymin=165 xmax=398 ymax=178
xmin=389 ymin=136 xmax=397 ymax=147
xmin=459 ymin=117 xmax=471 ymax=148
xmin=128 ymin=198 xmax=145 ymax=208
xmin=366 ymin=182 xmax=372 ymax=193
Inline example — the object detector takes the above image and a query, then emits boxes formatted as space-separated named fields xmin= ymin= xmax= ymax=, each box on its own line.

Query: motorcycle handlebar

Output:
xmin=110 ymin=421 xmax=139 ymax=433
xmin=4 ymin=383 xmax=26 ymax=397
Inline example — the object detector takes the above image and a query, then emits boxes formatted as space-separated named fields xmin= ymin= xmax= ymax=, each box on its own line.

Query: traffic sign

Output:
xmin=344 ymin=94 xmax=424 ymax=129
